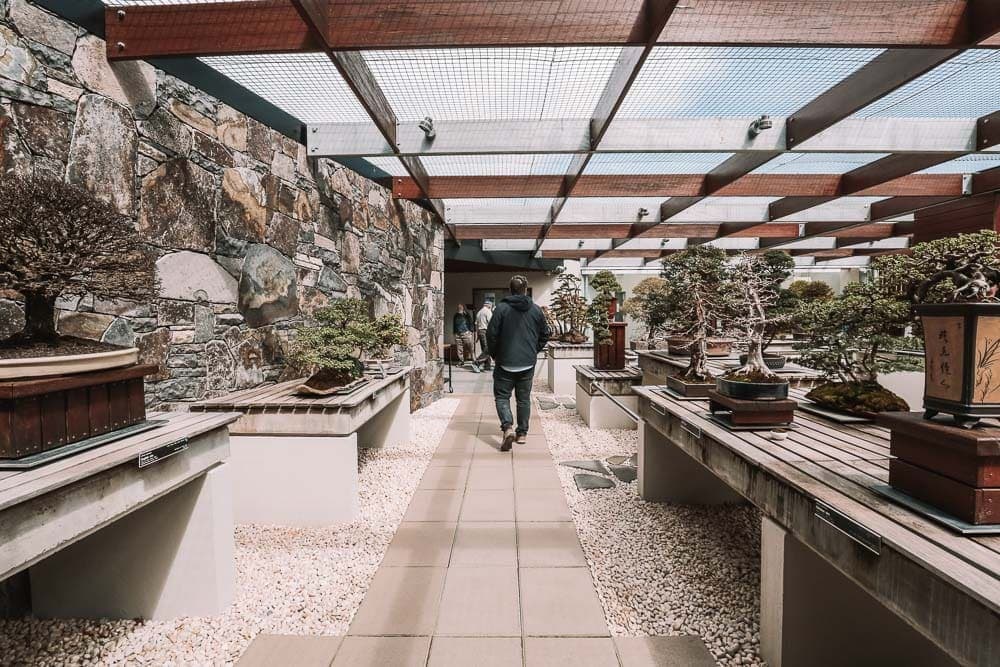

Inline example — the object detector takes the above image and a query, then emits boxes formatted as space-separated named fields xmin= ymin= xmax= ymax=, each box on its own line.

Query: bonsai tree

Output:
xmin=723 ymin=252 xmax=791 ymax=384
xmin=370 ymin=313 xmax=407 ymax=360
xmin=874 ymin=230 xmax=1000 ymax=305
xmin=659 ymin=245 xmax=732 ymax=383
xmin=587 ymin=270 xmax=623 ymax=346
xmin=757 ymin=250 xmax=796 ymax=352
xmin=550 ymin=271 xmax=588 ymax=343
xmin=788 ymin=279 xmax=834 ymax=303
xmin=795 ymin=280 xmax=920 ymax=415
xmin=0 ymin=175 xmax=157 ymax=347
xmin=291 ymin=299 xmax=380 ymax=388
xmin=622 ymin=276 xmax=671 ymax=344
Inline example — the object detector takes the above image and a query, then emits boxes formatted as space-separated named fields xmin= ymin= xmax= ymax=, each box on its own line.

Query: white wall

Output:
xmin=444 ymin=269 xmax=566 ymax=344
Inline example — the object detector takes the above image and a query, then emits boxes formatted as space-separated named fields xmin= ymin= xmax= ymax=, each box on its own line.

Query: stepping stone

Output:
xmin=537 ymin=399 xmax=560 ymax=410
xmin=606 ymin=455 xmax=629 ymax=465
xmin=609 ymin=465 xmax=637 ymax=483
xmin=562 ymin=400 xmax=577 ymax=409
xmin=625 ymin=453 xmax=638 ymax=467
xmin=574 ymin=473 xmax=615 ymax=491
xmin=560 ymin=459 xmax=610 ymax=475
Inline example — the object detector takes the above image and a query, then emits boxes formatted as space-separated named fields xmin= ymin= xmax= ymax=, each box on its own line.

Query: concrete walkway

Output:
xmin=239 ymin=394 xmax=716 ymax=666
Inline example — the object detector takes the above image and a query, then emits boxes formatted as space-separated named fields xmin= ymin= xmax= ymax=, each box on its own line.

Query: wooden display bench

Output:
xmin=0 ymin=412 xmax=238 ymax=620
xmin=192 ymin=369 xmax=411 ymax=526
xmin=575 ymin=365 xmax=642 ymax=430
xmin=878 ymin=412 xmax=1000 ymax=525
xmin=635 ymin=350 xmax=822 ymax=391
xmin=707 ymin=391 xmax=796 ymax=428
xmin=546 ymin=342 xmax=594 ymax=395
xmin=633 ymin=386 xmax=998 ymax=667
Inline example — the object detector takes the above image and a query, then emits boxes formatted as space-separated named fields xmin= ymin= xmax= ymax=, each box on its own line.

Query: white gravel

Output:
xmin=535 ymin=394 xmax=764 ymax=667
xmin=0 ymin=398 xmax=459 ymax=666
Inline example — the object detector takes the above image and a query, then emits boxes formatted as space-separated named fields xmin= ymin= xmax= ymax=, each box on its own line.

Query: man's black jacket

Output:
xmin=485 ymin=295 xmax=551 ymax=369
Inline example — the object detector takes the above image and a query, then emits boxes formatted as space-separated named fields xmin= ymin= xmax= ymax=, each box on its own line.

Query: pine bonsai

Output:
xmin=788 ymin=279 xmax=834 ymax=303
xmin=659 ymin=246 xmax=732 ymax=383
xmin=0 ymin=175 xmax=157 ymax=348
xmin=622 ymin=276 xmax=671 ymax=344
xmin=795 ymin=280 xmax=919 ymax=416
xmin=587 ymin=270 xmax=623 ymax=346
xmin=550 ymin=271 xmax=588 ymax=343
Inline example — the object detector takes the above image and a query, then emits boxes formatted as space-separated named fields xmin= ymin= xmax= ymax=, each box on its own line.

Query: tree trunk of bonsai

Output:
xmin=20 ymin=291 xmax=59 ymax=343
xmin=683 ymin=297 xmax=710 ymax=381
xmin=736 ymin=291 xmax=779 ymax=380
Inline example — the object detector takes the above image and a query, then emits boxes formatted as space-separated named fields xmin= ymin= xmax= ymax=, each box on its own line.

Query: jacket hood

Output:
xmin=502 ymin=294 xmax=534 ymax=312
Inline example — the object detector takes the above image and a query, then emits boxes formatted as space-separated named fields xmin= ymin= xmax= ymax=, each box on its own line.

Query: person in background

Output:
xmin=486 ymin=275 xmax=551 ymax=451
xmin=474 ymin=300 xmax=493 ymax=371
xmin=453 ymin=304 xmax=480 ymax=372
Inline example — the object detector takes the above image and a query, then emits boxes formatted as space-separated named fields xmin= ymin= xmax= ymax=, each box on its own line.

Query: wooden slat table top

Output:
xmin=633 ymin=385 xmax=1000 ymax=617
xmin=191 ymin=369 xmax=410 ymax=413
xmin=0 ymin=411 xmax=239 ymax=512
xmin=637 ymin=350 xmax=824 ymax=380
xmin=575 ymin=365 xmax=643 ymax=381
xmin=546 ymin=341 xmax=594 ymax=350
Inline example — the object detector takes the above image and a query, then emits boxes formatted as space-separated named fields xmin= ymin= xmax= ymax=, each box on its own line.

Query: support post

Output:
xmin=357 ymin=386 xmax=411 ymax=448
xmin=637 ymin=419 xmax=743 ymax=504
xmin=30 ymin=464 xmax=235 ymax=620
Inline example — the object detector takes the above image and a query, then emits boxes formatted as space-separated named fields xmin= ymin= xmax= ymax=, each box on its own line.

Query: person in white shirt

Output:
xmin=474 ymin=300 xmax=493 ymax=370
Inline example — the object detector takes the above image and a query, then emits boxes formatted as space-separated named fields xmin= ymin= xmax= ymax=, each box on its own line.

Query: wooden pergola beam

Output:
xmin=105 ymin=0 xmax=1000 ymax=60
xmin=393 ymin=173 xmax=965 ymax=200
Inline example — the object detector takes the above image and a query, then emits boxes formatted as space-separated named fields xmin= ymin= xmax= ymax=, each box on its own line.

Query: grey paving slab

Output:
xmin=333 ymin=636 xmax=431 ymax=667
xmin=467 ymin=463 xmax=514 ymax=490
xmin=435 ymin=566 xmax=521 ymax=637
xmin=519 ymin=567 xmax=609 ymax=637
xmin=349 ymin=567 xmax=447 ymax=636
xmin=431 ymin=449 xmax=476 ymax=466
xmin=461 ymin=488 xmax=516 ymax=522
xmin=560 ymin=460 xmax=611 ymax=475
xmin=513 ymin=464 xmax=562 ymax=489
xmin=614 ymin=636 xmax=718 ymax=666
xmin=609 ymin=464 xmax=638 ymax=483
xmin=575 ymin=473 xmax=615 ymax=491
xmin=523 ymin=637 xmax=619 ymax=667
xmin=515 ymin=488 xmax=573 ymax=522
xmin=450 ymin=522 xmax=517 ymax=567
xmin=404 ymin=489 xmax=465 ymax=522
xmin=427 ymin=637 xmax=522 ymax=667
xmin=382 ymin=522 xmax=457 ymax=567
xmin=517 ymin=522 xmax=587 ymax=567
xmin=418 ymin=465 xmax=470 ymax=490
xmin=237 ymin=634 xmax=342 ymax=667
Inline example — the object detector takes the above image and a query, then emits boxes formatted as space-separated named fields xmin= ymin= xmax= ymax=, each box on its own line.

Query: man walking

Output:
xmin=474 ymin=299 xmax=493 ymax=371
xmin=453 ymin=304 xmax=480 ymax=372
xmin=486 ymin=276 xmax=551 ymax=451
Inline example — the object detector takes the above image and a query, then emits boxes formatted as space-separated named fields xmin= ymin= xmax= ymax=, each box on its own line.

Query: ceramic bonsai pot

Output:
xmin=917 ymin=302 xmax=1000 ymax=425
xmin=666 ymin=337 xmax=733 ymax=357
xmin=0 ymin=347 xmax=139 ymax=381
xmin=716 ymin=376 xmax=789 ymax=401
xmin=594 ymin=322 xmax=626 ymax=370
xmin=739 ymin=352 xmax=787 ymax=370
xmin=665 ymin=374 xmax=715 ymax=398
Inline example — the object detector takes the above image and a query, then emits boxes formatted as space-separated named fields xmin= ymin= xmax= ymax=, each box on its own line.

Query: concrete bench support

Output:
xmin=637 ymin=418 xmax=743 ymax=504
xmin=577 ymin=390 xmax=638 ymax=430
xmin=30 ymin=463 xmax=234 ymax=620
xmin=358 ymin=387 xmax=411 ymax=449
xmin=760 ymin=517 xmax=958 ymax=667
xmin=547 ymin=345 xmax=592 ymax=395
xmin=230 ymin=434 xmax=358 ymax=526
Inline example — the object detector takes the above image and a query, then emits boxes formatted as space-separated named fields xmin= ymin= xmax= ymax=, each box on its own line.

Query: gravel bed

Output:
xmin=0 ymin=398 xmax=459 ymax=666
xmin=536 ymin=395 xmax=764 ymax=667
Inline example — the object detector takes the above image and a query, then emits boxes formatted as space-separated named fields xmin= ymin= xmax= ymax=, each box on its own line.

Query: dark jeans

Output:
xmin=475 ymin=330 xmax=491 ymax=368
xmin=493 ymin=366 xmax=534 ymax=435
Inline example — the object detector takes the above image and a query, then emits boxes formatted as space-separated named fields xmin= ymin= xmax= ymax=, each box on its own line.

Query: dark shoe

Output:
xmin=515 ymin=433 xmax=527 ymax=445
xmin=501 ymin=427 xmax=515 ymax=452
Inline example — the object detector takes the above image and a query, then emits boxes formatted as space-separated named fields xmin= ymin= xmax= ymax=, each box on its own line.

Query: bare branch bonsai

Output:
xmin=550 ymin=272 xmax=588 ymax=343
xmin=0 ymin=176 xmax=157 ymax=347
xmin=724 ymin=252 xmax=790 ymax=383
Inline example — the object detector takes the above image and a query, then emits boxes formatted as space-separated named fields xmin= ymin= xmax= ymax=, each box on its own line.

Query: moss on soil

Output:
xmin=723 ymin=369 xmax=784 ymax=384
xmin=806 ymin=381 xmax=909 ymax=417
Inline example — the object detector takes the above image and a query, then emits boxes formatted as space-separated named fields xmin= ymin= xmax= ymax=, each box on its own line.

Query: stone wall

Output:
xmin=0 ymin=0 xmax=445 ymax=409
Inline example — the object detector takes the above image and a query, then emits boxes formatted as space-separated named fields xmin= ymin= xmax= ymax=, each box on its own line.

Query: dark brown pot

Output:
xmin=918 ymin=302 xmax=1000 ymax=423
xmin=739 ymin=353 xmax=787 ymax=370
xmin=716 ymin=376 xmax=789 ymax=400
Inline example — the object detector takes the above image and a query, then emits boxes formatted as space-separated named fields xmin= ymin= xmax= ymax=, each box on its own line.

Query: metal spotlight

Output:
xmin=577 ymin=240 xmax=585 ymax=248
xmin=638 ymin=207 xmax=649 ymax=219
xmin=418 ymin=116 xmax=436 ymax=140
xmin=748 ymin=114 xmax=772 ymax=138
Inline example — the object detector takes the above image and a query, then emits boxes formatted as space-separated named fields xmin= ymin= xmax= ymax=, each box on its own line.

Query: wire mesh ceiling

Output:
xmin=752 ymin=153 xmax=889 ymax=174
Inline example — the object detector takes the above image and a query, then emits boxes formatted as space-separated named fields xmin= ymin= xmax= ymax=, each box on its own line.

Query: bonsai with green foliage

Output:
xmin=587 ymin=270 xmax=623 ymax=346
xmin=622 ymin=276 xmax=671 ymax=344
xmin=788 ymin=279 xmax=834 ymax=303
xmin=795 ymin=280 xmax=920 ymax=416
xmin=660 ymin=246 xmax=732 ymax=383
xmin=291 ymin=299 xmax=405 ymax=389
xmin=550 ymin=271 xmax=589 ymax=343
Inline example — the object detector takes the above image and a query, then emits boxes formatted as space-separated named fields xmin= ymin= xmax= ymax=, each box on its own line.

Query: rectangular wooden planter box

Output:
xmin=879 ymin=412 xmax=1000 ymax=488
xmin=0 ymin=365 xmax=156 ymax=459
xmin=708 ymin=390 xmax=796 ymax=426
xmin=889 ymin=458 xmax=999 ymax=525
xmin=665 ymin=374 xmax=714 ymax=398
xmin=594 ymin=322 xmax=626 ymax=370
